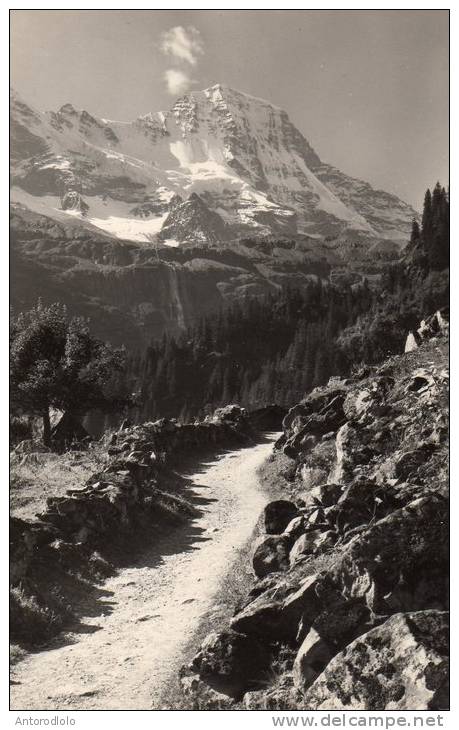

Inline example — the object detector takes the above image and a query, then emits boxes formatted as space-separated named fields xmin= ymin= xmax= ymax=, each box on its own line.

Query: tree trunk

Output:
xmin=42 ymin=408 xmax=51 ymax=448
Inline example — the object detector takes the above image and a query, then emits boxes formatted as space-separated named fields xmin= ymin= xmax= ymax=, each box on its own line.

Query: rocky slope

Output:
xmin=11 ymin=85 xmax=416 ymax=250
xmin=181 ymin=311 xmax=449 ymax=710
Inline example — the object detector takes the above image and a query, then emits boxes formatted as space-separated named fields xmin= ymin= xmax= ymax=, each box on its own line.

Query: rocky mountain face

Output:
xmin=10 ymin=84 xmax=418 ymax=346
xmin=181 ymin=312 xmax=449 ymax=710
xmin=11 ymin=85 xmax=416 ymax=249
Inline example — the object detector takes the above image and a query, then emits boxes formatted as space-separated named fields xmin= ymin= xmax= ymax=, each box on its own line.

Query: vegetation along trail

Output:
xmin=11 ymin=435 xmax=280 ymax=710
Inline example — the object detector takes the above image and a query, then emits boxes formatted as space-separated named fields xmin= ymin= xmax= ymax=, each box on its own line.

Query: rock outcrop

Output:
xmin=183 ymin=320 xmax=449 ymax=709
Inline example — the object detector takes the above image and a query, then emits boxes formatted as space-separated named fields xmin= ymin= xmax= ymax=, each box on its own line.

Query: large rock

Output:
xmin=293 ymin=628 xmax=334 ymax=691
xmin=189 ymin=629 xmax=271 ymax=698
xmin=303 ymin=611 xmax=449 ymax=710
xmin=252 ymin=534 xmax=291 ymax=578
xmin=330 ymin=422 xmax=359 ymax=484
xmin=289 ymin=530 xmax=336 ymax=564
xmin=395 ymin=447 xmax=434 ymax=481
xmin=300 ymin=483 xmax=343 ymax=509
xmin=180 ymin=671 xmax=236 ymax=709
xmin=263 ymin=500 xmax=299 ymax=534
xmin=283 ymin=515 xmax=306 ymax=541
xmin=282 ymin=388 xmax=347 ymax=460
xmin=231 ymin=573 xmax=324 ymax=642
xmin=329 ymin=495 xmax=448 ymax=615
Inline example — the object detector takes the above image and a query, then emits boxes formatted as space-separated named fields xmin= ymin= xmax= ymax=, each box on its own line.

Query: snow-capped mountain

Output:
xmin=10 ymin=85 xmax=416 ymax=251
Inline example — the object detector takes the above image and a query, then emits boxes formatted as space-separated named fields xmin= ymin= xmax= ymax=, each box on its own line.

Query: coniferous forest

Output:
xmin=123 ymin=183 xmax=449 ymax=426
xmin=127 ymin=282 xmax=371 ymax=422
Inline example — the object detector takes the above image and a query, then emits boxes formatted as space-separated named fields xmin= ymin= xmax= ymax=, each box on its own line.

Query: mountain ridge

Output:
xmin=10 ymin=84 xmax=417 ymax=251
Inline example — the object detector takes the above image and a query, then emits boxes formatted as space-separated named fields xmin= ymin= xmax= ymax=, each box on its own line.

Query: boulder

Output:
xmin=404 ymin=332 xmax=419 ymax=353
xmin=293 ymin=628 xmax=334 ymax=691
xmin=205 ymin=404 xmax=247 ymax=428
xmin=303 ymin=611 xmax=449 ymax=710
xmin=343 ymin=388 xmax=374 ymax=419
xmin=283 ymin=515 xmax=306 ymax=541
xmin=305 ymin=598 xmax=373 ymax=650
xmin=301 ymin=483 xmax=343 ymax=509
xmin=252 ymin=535 xmax=291 ymax=578
xmin=289 ymin=531 xmax=332 ymax=564
xmin=230 ymin=593 xmax=285 ymax=639
xmin=263 ymin=500 xmax=299 ymax=534
xmin=329 ymin=495 xmax=448 ymax=615
xmin=243 ymin=684 xmax=300 ymax=710
xmin=280 ymin=573 xmax=325 ymax=635
xmin=395 ymin=447 xmax=433 ymax=481
xmin=330 ymin=422 xmax=359 ymax=484
xmin=231 ymin=573 xmax=324 ymax=642
xmin=282 ymin=389 xmax=347 ymax=460
xmin=180 ymin=670 xmax=236 ymax=709
xmin=189 ymin=629 xmax=271 ymax=698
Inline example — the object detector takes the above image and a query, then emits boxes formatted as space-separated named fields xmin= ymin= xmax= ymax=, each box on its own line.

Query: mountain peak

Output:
xmin=10 ymin=85 xmax=417 ymax=249
xmin=199 ymin=83 xmax=282 ymax=111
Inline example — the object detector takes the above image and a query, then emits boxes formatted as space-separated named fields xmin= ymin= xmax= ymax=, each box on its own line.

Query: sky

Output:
xmin=10 ymin=9 xmax=449 ymax=210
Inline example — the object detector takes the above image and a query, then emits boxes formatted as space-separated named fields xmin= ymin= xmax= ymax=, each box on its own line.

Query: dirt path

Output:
xmin=11 ymin=435 xmax=279 ymax=710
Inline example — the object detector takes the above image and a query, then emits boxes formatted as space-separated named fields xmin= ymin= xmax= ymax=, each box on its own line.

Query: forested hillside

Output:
xmin=125 ymin=183 xmax=448 ymax=425
xmin=126 ymin=283 xmax=370 ymax=423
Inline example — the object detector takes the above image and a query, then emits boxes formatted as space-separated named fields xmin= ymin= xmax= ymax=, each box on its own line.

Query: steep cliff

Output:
xmin=11 ymin=205 xmax=331 ymax=348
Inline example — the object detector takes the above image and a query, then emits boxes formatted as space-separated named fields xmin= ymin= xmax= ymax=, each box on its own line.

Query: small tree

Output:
xmin=10 ymin=301 xmax=130 ymax=446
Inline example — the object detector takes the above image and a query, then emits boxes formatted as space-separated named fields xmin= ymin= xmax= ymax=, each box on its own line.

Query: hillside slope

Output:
xmin=182 ymin=313 xmax=449 ymax=710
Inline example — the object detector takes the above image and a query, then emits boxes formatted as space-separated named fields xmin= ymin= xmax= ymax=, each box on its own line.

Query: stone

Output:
xmin=283 ymin=515 xmax=306 ymax=541
xmin=263 ymin=500 xmax=299 ymax=534
xmin=290 ymin=531 xmax=326 ymax=564
xmin=302 ymin=483 xmax=343 ymax=508
xmin=395 ymin=447 xmax=432 ymax=481
xmin=189 ymin=629 xmax=271 ymax=698
xmin=231 ymin=574 xmax=323 ymax=642
xmin=180 ymin=671 xmax=236 ymax=709
xmin=306 ymin=507 xmax=327 ymax=528
xmin=230 ymin=594 xmax=285 ymax=639
xmin=343 ymin=388 xmax=373 ymax=419
xmin=330 ymin=422 xmax=359 ymax=484
xmin=404 ymin=332 xmax=419 ymax=352
xmin=313 ymin=530 xmax=337 ymax=555
xmin=243 ymin=685 xmax=300 ymax=710
xmin=329 ymin=495 xmax=448 ymax=615
xmin=303 ymin=611 xmax=449 ymax=710
xmin=293 ymin=628 xmax=334 ymax=691
xmin=281 ymin=574 xmax=324 ymax=635
xmin=307 ymin=598 xmax=373 ymax=650
xmin=252 ymin=534 xmax=291 ymax=578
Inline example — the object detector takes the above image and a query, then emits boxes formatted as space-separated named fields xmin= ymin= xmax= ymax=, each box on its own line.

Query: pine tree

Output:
xmin=421 ymin=188 xmax=433 ymax=237
xmin=409 ymin=218 xmax=421 ymax=249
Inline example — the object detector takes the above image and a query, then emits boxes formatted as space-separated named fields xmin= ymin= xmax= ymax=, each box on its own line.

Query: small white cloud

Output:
xmin=160 ymin=26 xmax=204 ymax=66
xmin=164 ymin=69 xmax=193 ymax=95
